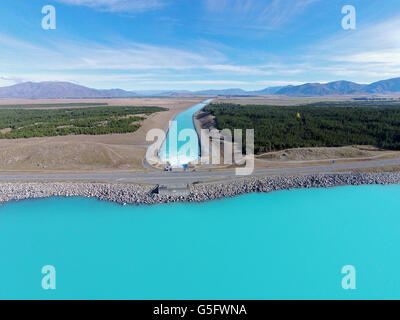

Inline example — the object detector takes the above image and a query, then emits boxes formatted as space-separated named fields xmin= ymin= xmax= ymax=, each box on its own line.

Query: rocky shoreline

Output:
xmin=1 ymin=172 xmax=400 ymax=206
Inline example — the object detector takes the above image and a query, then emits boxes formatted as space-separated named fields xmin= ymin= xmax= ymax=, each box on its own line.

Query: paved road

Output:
xmin=1 ymin=158 xmax=399 ymax=185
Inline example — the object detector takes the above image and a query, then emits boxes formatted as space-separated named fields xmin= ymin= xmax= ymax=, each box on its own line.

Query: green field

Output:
xmin=0 ymin=106 xmax=167 ymax=138
xmin=204 ymin=102 xmax=400 ymax=153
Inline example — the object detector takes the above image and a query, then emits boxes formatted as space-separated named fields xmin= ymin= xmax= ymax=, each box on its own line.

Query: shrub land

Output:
xmin=0 ymin=105 xmax=167 ymax=138
xmin=203 ymin=102 xmax=400 ymax=153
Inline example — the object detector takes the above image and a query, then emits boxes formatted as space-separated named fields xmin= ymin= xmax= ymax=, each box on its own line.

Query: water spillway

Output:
xmin=159 ymin=99 xmax=213 ymax=167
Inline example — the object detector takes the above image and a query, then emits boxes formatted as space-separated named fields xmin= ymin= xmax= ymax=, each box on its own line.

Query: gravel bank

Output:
xmin=1 ymin=172 xmax=400 ymax=206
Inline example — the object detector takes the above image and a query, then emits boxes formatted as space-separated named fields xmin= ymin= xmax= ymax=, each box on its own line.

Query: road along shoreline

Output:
xmin=1 ymin=172 xmax=400 ymax=205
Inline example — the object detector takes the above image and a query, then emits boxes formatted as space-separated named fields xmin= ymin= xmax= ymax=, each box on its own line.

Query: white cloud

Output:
xmin=307 ymin=17 xmax=400 ymax=81
xmin=0 ymin=75 xmax=24 ymax=84
xmin=147 ymin=80 xmax=250 ymax=85
xmin=258 ymin=0 xmax=319 ymax=29
xmin=254 ymin=80 xmax=303 ymax=86
xmin=0 ymin=32 xmax=225 ymax=72
xmin=0 ymin=31 xmax=345 ymax=90
xmin=5 ymin=12 xmax=400 ymax=90
xmin=205 ymin=0 xmax=319 ymax=30
xmin=54 ymin=0 xmax=164 ymax=12
xmin=0 ymin=76 xmax=22 ymax=87
xmin=72 ymin=43 xmax=217 ymax=70
xmin=205 ymin=63 xmax=304 ymax=76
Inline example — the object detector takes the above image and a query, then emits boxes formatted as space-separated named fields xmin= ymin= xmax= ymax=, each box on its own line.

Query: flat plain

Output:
xmin=0 ymin=98 xmax=203 ymax=172
xmin=1 ymin=96 xmax=400 ymax=176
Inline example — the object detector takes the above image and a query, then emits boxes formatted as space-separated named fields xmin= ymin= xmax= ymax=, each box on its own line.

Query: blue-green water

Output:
xmin=0 ymin=185 xmax=400 ymax=300
xmin=160 ymin=99 xmax=213 ymax=167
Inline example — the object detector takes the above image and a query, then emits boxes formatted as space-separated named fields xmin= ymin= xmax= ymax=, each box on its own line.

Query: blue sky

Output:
xmin=0 ymin=0 xmax=400 ymax=90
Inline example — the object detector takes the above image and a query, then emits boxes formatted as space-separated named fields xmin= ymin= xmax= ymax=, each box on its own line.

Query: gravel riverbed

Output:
xmin=1 ymin=172 xmax=400 ymax=206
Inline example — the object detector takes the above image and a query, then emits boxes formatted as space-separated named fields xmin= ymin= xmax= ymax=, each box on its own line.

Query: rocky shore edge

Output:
xmin=1 ymin=172 xmax=400 ymax=206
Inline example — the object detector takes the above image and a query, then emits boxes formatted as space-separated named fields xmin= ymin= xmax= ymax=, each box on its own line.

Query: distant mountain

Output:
xmin=276 ymin=80 xmax=366 ymax=96
xmin=325 ymin=81 xmax=366 ymax=94
xmin=277 ymin=83 xmax=332 ymax=96
xmin=154 ymin=90 xmax=194 ymax=97
xmin=153 ymin=78 xmax=400 ymax=97
xmin=99 ymin=88 xmax=137 ymax=98
xmin=194 ymin=88 xmax=249 ymax=96
xmin=0 ymin=82 xmax=136 ymax=99
xmin=364 ymin=78 xmax=400 ymax=94
xmin=249 ymin=86 xmax=284 ymax=95
xmin=2 ymin=78 xmax=400 ymax=99
xmin=275 ymin=78 xmax=400 ymax=96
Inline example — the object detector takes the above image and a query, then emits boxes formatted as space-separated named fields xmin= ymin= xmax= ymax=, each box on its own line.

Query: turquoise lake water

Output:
xmin=159 ymin=99 xmax=213 ymax=167
xmin=0 ymin=184 xmax=400 ymax=300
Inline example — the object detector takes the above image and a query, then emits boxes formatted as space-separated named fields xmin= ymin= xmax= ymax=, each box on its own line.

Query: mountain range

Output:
xmin=1 ymin=78 xmax=400 ymax=99
xmin=0 ymin=82 xmax=137 ymax=99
